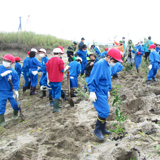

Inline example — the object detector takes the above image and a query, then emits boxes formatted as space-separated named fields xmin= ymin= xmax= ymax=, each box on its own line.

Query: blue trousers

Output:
xmin=70 ymin=76 xmax=78 ymax=88
xmin=29 ymin=70 xmax=38 ymax=87
xmin=23 ymin=71 xmax=30 ymax=87
xmin=50 ymin=82 xmax=61 ymax=99
xmin=39 ymin=73 xmax=47 ymax=86
xmin=81 ymin=60 xmax=87 ymax=74
xmin=148 ymin=63 xmax=159 ymax=80
xmin=0 ymin=90 xmax=19 ymax=115
xmin=92 ymin=88 xmax=110 ymax=118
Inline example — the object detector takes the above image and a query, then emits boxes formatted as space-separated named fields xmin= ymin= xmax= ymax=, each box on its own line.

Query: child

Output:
xmin=28 ymin=50 xmax=42 ymax=95
xmin=0 ymin=54 xmax=20 ymax=127
xmin=65 ymin=57 xmax=82 ymax=97
xmin=101 ymin=48 xmax=108 ymax=58
xmin=147 ymin=44 xmax=160 ymax=85
xmin=111 ymin=62 xmax=123 ymax=79
xmin=38 ymin=48 xmax=49 ymax=98
xmin=15 ymin=57 xmax=22 ymax=82
xmin=67 ymin=41 xmax=77 ymax=62
xmin=46 ymin=48 xmax=64 ymax=113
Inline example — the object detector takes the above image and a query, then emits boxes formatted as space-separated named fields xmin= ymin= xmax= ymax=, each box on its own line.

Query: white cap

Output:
xmin=31 ymin=48 xmax=37 ymax=53
xmin=52 ymin=48 xmax=63 ymax=54
xmin=134 ymin=41 xmax=139 ymax=45
xmin=76 ymin=57 xmax=82 ymax=62
xmin=38 ymin=48 xmax=46 ymax=53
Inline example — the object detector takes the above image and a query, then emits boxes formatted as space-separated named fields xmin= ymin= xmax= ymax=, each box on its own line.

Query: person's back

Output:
xmin=15 ymin=62 xmax=21 ymax=75
xmin=149 ymin=50 xmax=160 ymax=64
xmin=22 ymin=57 xmax=30 ymax=72
xmin=68 ymin=61 xmax=81 ymax=77
xmin=29 ymin=57 xmax=42 ymax=70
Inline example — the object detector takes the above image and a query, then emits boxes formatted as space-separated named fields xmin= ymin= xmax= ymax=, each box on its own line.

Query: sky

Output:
xmin=1 ymin=0 xmax=160 ymax=45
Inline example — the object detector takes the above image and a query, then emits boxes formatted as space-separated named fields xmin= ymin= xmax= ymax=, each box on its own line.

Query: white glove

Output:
xmin=1 ymin=70 xmax=12 ymax=77
xmin=47 ymin=79 xmax=50 ymax=86
xmin=64 ymin=65 xmax=70 ymax=72
xmin=148 ymin=65 xmax=152 ymax=70
xmin=13 ymin=91 xmax=19 ymax=99
xmin=89 ymin=92 xmax=97 ymax=102
xmin=40 ymin=86 xmax=47 ymax=90
xmin=108 ymin=92 xmax=110 ymax=98
xmin=32 ymin=71 xmax=38 ymax=75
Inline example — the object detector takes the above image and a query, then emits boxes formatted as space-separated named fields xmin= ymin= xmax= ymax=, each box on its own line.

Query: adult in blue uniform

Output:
xmin=28 ymin=51 xmax=42 ymax=95
xmin=111 ymin=62 xmax=123 ymax=79
xmin=76 ymin=44 xmax=87 ymax=75
xmin=144 ymin=36 xmax=153 ymax=61
xmin=0 ymin=54 xmax=20 ymax=127
xmin=22 ymin=51 xmax=31 ymax=92
xmin=78 ymin=37 xmax=85 ymax=50
xmin=131 ymin=42 xmax=144 ymax=73
xmin=67 ymin=41 xmax=77 ymax=62
xmin=15 ymin=57 xmax=22 ymax=82
xmin=38 ymin=48 xmax=49 ymax=98
xmin=147 ymin=44 xmax=160 ymax=85
xmin=101 ymin=48 xmax=108 ymax=58
xmin=90 ymin=45 xmax=101 ymax=58
xmin=87 ymin=48 xmax=123 ymax=141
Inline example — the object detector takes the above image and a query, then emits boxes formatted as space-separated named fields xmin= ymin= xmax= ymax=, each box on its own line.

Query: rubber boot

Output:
xmin=94 ymin=117 xmax=105 ymax=141
xmin=102 ymin=121 xmax=111 ymax=135
xmin=40 ymin=91 xmax=46 ymax=98
xmin=70 ymin=88 xmax=76 ymax=97
xmin=53 ymin=99 xmax=60 ymax=113
xmin=30 ymin=86 xmax=33 ymax=95
xmin=137 ymin=69 xmax=139 ymax=73
xmin=27 ymin=81 xmax=31 ymax=89
xmin=147 ymin=80 xmax=151 ymax=85
xmin=32 ymin=87 xmax=38 ymax=95
xmin=0 ymin=114 xmax=6 ymax=127
xmin=13 ymin=110 xmax=18 ymax=119
xmin=153 ymin=77 xmax=157 ymax=82
xmin=49 ymin=95 xmax=53 ymax=106
xmin=23 ymin=86 xmax=27 ymax=93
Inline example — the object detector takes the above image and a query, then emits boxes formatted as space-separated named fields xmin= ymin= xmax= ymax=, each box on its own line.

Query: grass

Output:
xmin=0 ymin=31 xmax=72 ymax=50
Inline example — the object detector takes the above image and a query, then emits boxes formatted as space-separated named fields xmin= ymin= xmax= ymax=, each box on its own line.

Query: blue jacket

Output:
xmin=28 ymin=57 xmax=42 ymax=71
xmin=76 ymin=49 xmax=87 ymax=61
xmin=0 ymin=65 xmax=19 ymax=91
xmin=15 ymin=62 xmax=22 ymax=75
xmin=156 ymin=47 xmax=160 ymax=55
xmin=92 ymin=47 xmax=101 ymax=57
xmin=87 ymin=59 xmax=111 ymax=92
xmin=144 ymin=40 xmax=153 ymax=52
xmin=68 ymin=61 xmax=81 ymax=77
xmin=22 ymin=57 xmax=30 ymax=72
xmin=101 ymin=51 xmax=108 ymax=58
xmin=111 ymin=62 xmax=123 ymax=76
xmin=78 ymin=41 xmax=84 ymax=50
xmin=149 ymin=51 xmax=160 ymax=65
xmin=38 ymin=56 xmax=49 ymax=73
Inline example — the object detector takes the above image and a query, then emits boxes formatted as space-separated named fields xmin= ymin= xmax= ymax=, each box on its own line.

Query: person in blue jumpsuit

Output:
xmin=28 ymin=51 xmax=42 ymax=95
xmin=22 ymin=52 xmax=31 ymax=92
xmin=67 ymin=57 xmax=82 ymax=97
xmin=76 ymin=44 xmax=87 ymax=75
xmin=78 ymin=37 xmax=85 ymax=50
xmin=144 ymin=36 xmax=153 ymax=61
xmin=87 ymin=48 xmax=123 ymax=141
xmin=131 ymin=42 xmax=144 ymax=73
xmin=15 ymin=57 xmax=22 ymax=82
xmin=90 ymin=45 xmax=101 ymax=58
xmin=101 ymin=48 xmax=108 ymax=58
xmin=122 ymin=37 xmax=125 ymax=50
xmin=156 ymin=44 xmax=160 ymax=55
xmin=147 ymin=44 xmax=160 ymax=85
xmin=0 ymin=54 xmax=20 ymax=127
xmin=37 ymin=48 xmax=49 ymax=98
xmin=111 ymin=62 xmax=123 ymax=79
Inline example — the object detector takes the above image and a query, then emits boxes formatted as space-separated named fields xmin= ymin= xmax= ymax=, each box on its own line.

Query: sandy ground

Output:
xmin=1 ymin=50 xmax=160 ymax=159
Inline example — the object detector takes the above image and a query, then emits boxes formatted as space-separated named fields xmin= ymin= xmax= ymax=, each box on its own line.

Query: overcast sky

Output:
xmin=1 ymin=0 xmax=160 ymax=44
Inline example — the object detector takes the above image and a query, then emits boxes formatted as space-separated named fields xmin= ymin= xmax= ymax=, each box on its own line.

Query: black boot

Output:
xmin=40 ymin=91 xmax=46 ymax=98
xmin=27 ymin=81 xmax=31 ymax=89
xmin=137 ymin=69 xmax=139 ymax=73
xmin=153 ymin=77 xmax=157 ymax=82
xmin=30 ymin=86 xmax=33 ymax=95
xmin=94 ymin=116 xmax=105 ymax=141
xmin=147 ymin=80 xmax=151 ymax=85
xmin=49 ymin=95 xmax=53 ymax=106
xmin=102 ymin=121 xmax=111 ymax=135
xmin=23 ymin=86 xmax=27 ymax=93
xmin=70 ymin=88 xmax=77 ymax=97
xmin=32 ymin=87 xmax=38 ymax=95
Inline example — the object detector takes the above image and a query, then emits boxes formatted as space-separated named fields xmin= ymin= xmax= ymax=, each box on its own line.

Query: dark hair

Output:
xmin=29 ymin=51 xmax=36 ymax=58
xmin=81 ymin=44 xmax=87 ymax=50
xmin=91 ymin=45 xmax=95 ymax=48
xmin=73 ymin=41 xmax=77 ymax=45
xmin=106 ymin=55 xmax=118 ymax=63
xmin=148 ymin=36 xmax=151 ymax=40
xmin=89 ymin=54 xmax=97 ymax=58
xmin=15 ymin=61 xmax=20 ymax=63
xmin=53 ymin=53 xmax=59 ymax=55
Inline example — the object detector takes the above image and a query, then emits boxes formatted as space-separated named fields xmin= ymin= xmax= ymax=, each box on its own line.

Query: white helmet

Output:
xmin=38 ymin=48 xmax=46 ymax=53
xmin=31 ymin=48 xmax=37 ymax=53
xmin=52 ymin=48 xmax=63 ymax=54
xmin=76 ymin=57 xmax=82 ymax=62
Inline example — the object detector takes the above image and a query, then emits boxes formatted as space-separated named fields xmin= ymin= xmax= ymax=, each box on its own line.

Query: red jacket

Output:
xmin=46 ymin=57 xmax=64 ymax=82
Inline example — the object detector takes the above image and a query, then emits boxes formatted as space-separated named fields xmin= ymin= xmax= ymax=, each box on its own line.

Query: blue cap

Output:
xmin=122 ymin=37 xmax=125 ymax=39
xmin=81 ymin=37 xmax=85 ymax=40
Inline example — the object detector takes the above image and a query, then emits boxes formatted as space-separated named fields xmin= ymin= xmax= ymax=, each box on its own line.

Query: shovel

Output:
xmin=8 ymin=79 xmax=25 ymax=121
xmin=67 ymin=69 xmax=74 ymax=107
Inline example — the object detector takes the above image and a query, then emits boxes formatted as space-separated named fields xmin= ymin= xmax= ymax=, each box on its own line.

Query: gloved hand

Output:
xmin=40 ymin=86 xmax=47 ymax=90
xmin=32 ymin=71 xmax=38 ymax=75
xmin=89 ymin=92 xmax=97 ymax=102
xmin=64 ymin=65 xmax=70 ymax=72
xmin=1 ymin=70 xmax=12 ymax=77
xmin=148 ymin=65 xmax=152 ymax=70
xmin=137 ymin=52 xmax=141 ymax=55
xmin=13 ymin=91 xmax=19 ymax=99
xmin=47 ymin=79 xmax=50 ymax=86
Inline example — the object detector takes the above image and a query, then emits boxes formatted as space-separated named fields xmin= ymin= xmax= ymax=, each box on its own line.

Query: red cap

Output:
xmin=27 ymin=51 xmax=30 ymax=55
xmin=15 ymin=57 xmax=22 ymax=61
xmin=2 ymin=54 xmax=15 ymax=63
xmin=58 ymin=46 xmax=64 ymax=54
xmin=105 ymin=48 xmax=109 ymax=51
xmin=108 ymin=48 xmax=123 ymax=63
xmin=149 ymin=44 xmax=156 ymax=49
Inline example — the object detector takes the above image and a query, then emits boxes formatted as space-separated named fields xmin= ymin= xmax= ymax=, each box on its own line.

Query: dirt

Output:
xmin=1 ymin=49 xmax=160 ymax=160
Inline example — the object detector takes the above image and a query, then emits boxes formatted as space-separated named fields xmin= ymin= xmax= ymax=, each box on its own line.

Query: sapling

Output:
xmin=110 ymin=85 xmax=127 ymax=135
